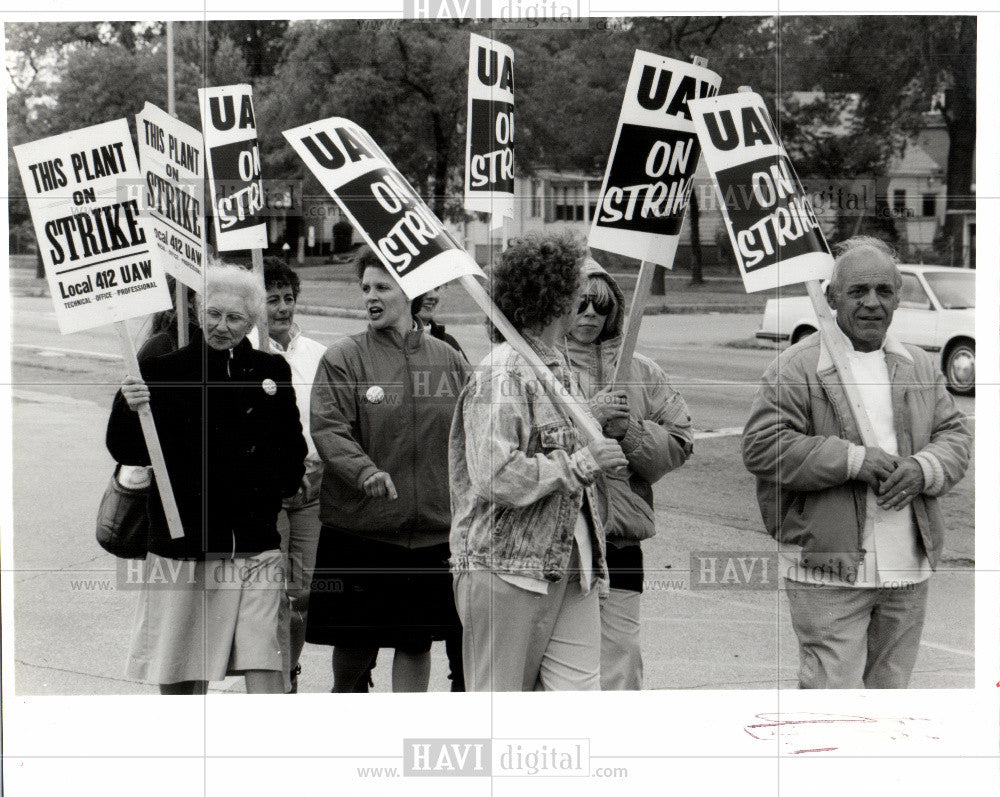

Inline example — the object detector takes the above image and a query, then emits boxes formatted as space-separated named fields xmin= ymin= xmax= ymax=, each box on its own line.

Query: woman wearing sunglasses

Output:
xmin=564 ymin=257 xmax=694 ymax=690
xmin=450 ymin=233 xmax=628 ymax=691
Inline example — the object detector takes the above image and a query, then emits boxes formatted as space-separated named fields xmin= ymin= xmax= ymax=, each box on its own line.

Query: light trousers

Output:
xmin=600 ymin=588 xmax=642 ymax=690
xmin=785 ymin=579 xmax=930 ymax=689
xmin=455 ymin=570 xmax=601 ymax=692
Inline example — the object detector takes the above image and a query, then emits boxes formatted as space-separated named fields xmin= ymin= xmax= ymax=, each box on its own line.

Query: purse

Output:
xmin=95 ymin=464 xmax=151 ymax=559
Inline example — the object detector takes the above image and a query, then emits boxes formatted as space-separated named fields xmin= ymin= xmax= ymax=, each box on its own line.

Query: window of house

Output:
xmin=892 ymin=189 xmax=907 ymax=213
xmin=530 ymin=180 xmax=541 ymax=218
xmin=921 ymin=193 xmax=937 ymax=217
xmin=554 ymin=185 xmax=585 ymax=221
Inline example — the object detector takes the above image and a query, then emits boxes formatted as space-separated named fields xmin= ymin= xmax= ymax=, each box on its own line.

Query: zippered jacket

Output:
xmin=310 ymin=324 xmax=470 ymax=548
xmin=564 ymin=261 xmax=693 ymax=544
xmin=742 ymin=332 xmax=972 ymax=578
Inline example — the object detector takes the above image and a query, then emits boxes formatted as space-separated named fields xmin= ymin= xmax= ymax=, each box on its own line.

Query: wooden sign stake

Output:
xmin=115 ymin=321 xmax=185 ymax=539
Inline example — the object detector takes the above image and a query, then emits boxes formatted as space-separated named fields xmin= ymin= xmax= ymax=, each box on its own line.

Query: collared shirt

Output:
xmin=253 ymin=322 xmax=328 ymax=463
xmin=785 ymin=324 xmax=931 ymax=588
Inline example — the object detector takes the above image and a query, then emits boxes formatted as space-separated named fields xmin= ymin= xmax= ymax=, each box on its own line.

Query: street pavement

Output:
xmin=7 ymin=297 xmax=975 ymax=693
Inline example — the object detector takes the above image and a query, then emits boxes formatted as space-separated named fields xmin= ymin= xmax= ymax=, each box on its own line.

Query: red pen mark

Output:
xmin=745 ymin=712 xmax=937 ymax=754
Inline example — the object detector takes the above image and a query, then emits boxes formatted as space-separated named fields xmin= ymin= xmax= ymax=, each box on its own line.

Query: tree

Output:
xmin=256 ymin=20 xmax=475 ymax=219
xmin=782 ymin=16 xmax=975 ymax=251
xmin=209 ymin=21 xmax=289 ymax=78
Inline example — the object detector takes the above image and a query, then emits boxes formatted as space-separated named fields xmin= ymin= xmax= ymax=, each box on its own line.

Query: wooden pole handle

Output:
xmin=251 ymin=248 xmax=269 ymax=353
xmin=610 ymin=260 xmax=655 ymax=388
xmin=116 ymin=321 xmax=185 ymax=540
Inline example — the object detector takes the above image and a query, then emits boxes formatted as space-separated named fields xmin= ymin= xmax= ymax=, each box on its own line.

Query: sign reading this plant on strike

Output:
xmin=589 ymin=51 xmax=721 ymax=267
xmin=14 ymin=118 xmax=172 ymax=334
xmin=283 ymin=117 xmax=485 ymax=298
xmin=464 ymin=33 xmax=514 ymax=224
xmin=136 ymin=102 xmax=206 ymax=291
xmin=199 ymin=84 xmax=268 ymax=251
xmin=688 ymin=90 xmax=833 ymax=292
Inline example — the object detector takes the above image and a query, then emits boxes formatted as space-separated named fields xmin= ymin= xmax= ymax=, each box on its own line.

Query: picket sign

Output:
xmin=465 ymin=33 xmax=515 ymax=227
xmin=284 ymin=117 xmax=602 ymax=442
xmin=13 ymin=118 xmax=183 ymax=539
xmin=692 ymin=86 xmax=878 ymax=446
xmin=582 ymin=52 xmax=720 ymax=388
xmin=199 ymin=84 xmax=269 ymax=351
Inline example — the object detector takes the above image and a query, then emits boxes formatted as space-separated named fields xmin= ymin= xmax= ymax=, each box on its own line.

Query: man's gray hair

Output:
xmin=195 ymin=260 xmax=267 ymax=327
xmin=829 ymin=236 xmax=902 ymax=291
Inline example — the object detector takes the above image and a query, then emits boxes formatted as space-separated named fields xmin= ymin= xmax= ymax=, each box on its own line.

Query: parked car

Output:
xmin=756 ymin=265 xmax=975 ymax=395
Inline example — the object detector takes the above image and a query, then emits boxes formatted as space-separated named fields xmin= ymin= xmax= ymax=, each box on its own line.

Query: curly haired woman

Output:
xmin=449 ymin=233 xmax=628 ymax=691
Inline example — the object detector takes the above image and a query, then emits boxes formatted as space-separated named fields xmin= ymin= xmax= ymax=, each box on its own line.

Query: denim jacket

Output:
xmin=449 ymin=334 xmax=609 ymax=593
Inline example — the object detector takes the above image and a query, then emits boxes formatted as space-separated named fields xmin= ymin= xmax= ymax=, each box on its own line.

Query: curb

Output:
xmin=12 ymin=290 xmax=763 ymax=319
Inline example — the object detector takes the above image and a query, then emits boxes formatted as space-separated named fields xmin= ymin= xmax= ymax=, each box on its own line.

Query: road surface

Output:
xmin=7 ymin=298 xmax=975 ymax=693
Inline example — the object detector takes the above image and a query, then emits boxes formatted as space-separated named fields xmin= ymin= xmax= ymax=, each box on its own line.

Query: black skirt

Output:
xmin=606 ymin=541 xmax=644 ymax=593
xmin=306 ymin=526 xmax=460 ymax=650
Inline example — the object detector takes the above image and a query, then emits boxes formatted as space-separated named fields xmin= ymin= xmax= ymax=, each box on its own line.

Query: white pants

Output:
xmin=455 ymin=570 xmax=600 ymax=692
xmin=599 ymin=588 xmax=642 ymax=690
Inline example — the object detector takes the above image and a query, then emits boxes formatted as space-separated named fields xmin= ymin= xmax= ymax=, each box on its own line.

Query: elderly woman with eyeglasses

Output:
xmin=106 ymin=262 xmax=307 ymax=694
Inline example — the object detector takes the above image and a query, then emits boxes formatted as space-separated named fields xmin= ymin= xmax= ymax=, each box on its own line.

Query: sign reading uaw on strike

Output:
xmin=199 ymin=84 xmax=268 ymax=251
xmin=688 ymin=90 xmax=833 ymax=292
xmin=283 ymin=118 xmax=485 ymax=297
xmin=14 ymin=119 xmax=172 ymax=334
xmin=590 ymin=51 xmax=721 ymax=267
xmin=136 ymin=102 xmax=206 ymax=290
xmin=464 ymin=33 xmax=514 ymax=223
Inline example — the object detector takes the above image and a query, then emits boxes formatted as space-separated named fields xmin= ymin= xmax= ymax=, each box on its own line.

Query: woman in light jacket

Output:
xmin=564 ymin=257 xmax=694 ymax=690
xmin=449 ymin=233 xmax=628 ymax=691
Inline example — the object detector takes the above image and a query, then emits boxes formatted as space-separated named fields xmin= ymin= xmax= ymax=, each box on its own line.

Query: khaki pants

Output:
xmin=454 ymin=570 xmax=600 ymax=692
xmin=785 ymin=580 xmax=930 ymax=689
xmin=600 ymin=588 xmax=642 ymax=690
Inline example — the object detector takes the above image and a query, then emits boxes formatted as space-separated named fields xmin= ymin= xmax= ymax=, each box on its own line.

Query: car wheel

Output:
xmin=944 ymin=339 xmax=975 ymax=396
xmin=791 ymin=325 xmax=817 ymax=345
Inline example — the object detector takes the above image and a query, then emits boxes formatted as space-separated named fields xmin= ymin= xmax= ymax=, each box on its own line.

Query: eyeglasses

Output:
xmin=205 ymin=308 xmax=249 ymax=327
xmin=577 ymin=294 xmax=614 ymax=315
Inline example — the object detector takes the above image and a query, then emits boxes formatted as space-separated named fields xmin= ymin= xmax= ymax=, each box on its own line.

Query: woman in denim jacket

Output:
xmin=449 ymin=234 xmax=628 ymax=691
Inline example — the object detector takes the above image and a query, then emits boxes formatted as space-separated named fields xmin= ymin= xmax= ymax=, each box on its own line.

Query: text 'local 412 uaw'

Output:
xmin=199 ymin=84 xmax=268 ymax=252
xmin=136 ymin=102 xmax=206 ymax=291
xmin=13 ymin=118 xmax=172 ymax=334
xmin=589 ymin=51 xmax=721 ymax=267
xmin=687 ymin=90 xmax=833 ymax=292
xmin=283 ymin=118 xmax=485 ymax=298
xmin=465 ymin=32 xmax=514 ymax=225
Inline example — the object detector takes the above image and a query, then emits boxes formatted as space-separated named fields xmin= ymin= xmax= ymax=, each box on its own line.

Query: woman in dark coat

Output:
xmin=107 ymin=262 xmax=306 ymax=694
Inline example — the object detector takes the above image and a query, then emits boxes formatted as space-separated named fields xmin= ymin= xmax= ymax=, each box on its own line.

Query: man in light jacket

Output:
xmin=742 ymin=236 xmax=972 ymax=689
xmin=565 ymin=258 xmax=693 ymax=690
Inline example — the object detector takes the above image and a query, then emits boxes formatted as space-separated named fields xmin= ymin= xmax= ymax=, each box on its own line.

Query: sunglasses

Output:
xmin=577 ymin=294 xmax=614 ymax=315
